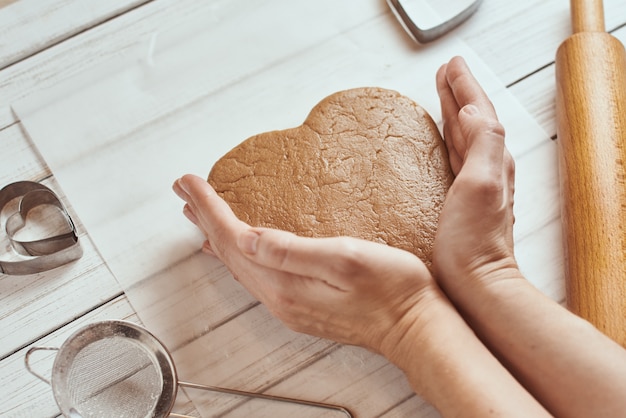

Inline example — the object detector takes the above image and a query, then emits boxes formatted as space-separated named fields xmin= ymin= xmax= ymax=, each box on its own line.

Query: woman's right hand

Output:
xmin=433 ymin=56 xmax=521 ymax=299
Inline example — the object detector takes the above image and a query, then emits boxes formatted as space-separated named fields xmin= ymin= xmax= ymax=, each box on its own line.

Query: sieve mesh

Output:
xmin=30 ymin=320 xmax=351 ymax=418
xmin=65 ymin=336 xmax=163 ymax=418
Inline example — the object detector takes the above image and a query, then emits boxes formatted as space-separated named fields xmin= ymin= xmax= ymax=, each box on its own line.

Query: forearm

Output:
xmin=445 ymin=271 xmax=626 ymax=417
xmin=382 ymin=287 xmax=549 ymax=417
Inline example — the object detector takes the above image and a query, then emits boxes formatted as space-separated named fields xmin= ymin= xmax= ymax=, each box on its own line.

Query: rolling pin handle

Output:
xmin=570 ymin=0 xmax=606 ymax=33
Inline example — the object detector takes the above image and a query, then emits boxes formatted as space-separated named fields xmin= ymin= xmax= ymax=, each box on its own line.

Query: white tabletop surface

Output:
xmin=1 ymin=1 xmax=626 ymax=417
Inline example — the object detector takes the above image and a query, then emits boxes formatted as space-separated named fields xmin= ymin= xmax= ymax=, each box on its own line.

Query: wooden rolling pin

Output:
xmin=555 ymin=0 xmax=626 ymax=346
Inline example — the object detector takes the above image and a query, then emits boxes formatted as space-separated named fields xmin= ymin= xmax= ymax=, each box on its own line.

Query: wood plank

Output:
xmin=8 ymin=2 xmax=559 ymax=416
xmin=455 ymin=0 xmax=569 ymax=86
xmin=1 ymin=0 xmax=621 ymax=139
xmin=512 ymin=139 xmax=560 ymax=241
xmin=0 ymin=128 xmax=122 ymax=358
xmin=509 ymin=25 xmax=626 ymax=305
xmin=0 ymin=122 xmax=51 ymax=184
xmin=0 ymin=0 xmax=151 ymax=71
xmin=0 ymin=0 xmax=386 ymax=130
xmin=516 ymin=218 xmax=566 ymax=304
xmin=0 ymin=234 xmax=121 ymax=359
xmin=11 ymin=0 xmax=548 ymax=368
xmin=0 ymin=1 xmax=623 ymax=416
xmin=0 ymin=177 xmax=122 ymax=359
xmin=124 ymin=253 xmax=258 ymax=351
xmin=454 ymin=0 xmax=626 ymax=85
xmin=168 ymin=306 xmax=430 ymax=417
xmin=0 ymin=296 xmax=138 ymax=417
xmin=182 ymin=345 xmax=434 ymax=417
xmin=2 ymin=0 xmax=624 ymax=133
xmin=247 ymin=346 xmax=434 ymax=417
xmin=497 ymin=15 xmax=626 ymax=138
xmin=1 ymin=296 xmax=200 ymax=417
xmin=508 ymin=64 xmax=557 ymax=137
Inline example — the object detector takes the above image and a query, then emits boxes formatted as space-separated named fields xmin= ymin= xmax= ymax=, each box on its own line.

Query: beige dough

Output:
xmin=208 ymin=87 xmax=453 ymax=266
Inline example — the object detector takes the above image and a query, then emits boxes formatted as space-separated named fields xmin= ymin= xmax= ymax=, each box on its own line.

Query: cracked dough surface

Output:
xmin=208 ymin=87 xmax=453 ymax=266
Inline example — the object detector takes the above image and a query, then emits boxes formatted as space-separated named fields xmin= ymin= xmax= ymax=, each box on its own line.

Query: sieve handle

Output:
xmin=24 ymin=346 xmax=59 ymax=385
xmin=178 ymin=381 xmax=353 ymax=417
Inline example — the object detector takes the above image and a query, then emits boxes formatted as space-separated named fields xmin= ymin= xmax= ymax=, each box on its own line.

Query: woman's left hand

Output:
xmin=173 ymin=174 xmax=438 ymax=356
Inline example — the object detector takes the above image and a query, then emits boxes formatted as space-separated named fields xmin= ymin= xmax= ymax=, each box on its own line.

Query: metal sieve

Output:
xmin=25 ymin=320 xmax=353 ymax=418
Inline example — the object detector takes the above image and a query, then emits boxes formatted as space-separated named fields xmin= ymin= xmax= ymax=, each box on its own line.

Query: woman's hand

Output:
xmin=433 ymin=56 xmax=520 ymax=297
xmin=172 ymin=57 xmax=626 ymax=417
xmin=173 ymin=174 xmax=550 ymax=417
xmin=172 ymin=174 xmax=438 ymax=356
xmin=172 ymin=64 xmax=556 ymax=416
xmin=433 ymin=57 xmax=626 ymax=418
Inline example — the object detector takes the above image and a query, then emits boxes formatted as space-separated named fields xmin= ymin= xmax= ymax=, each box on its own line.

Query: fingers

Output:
xmin=436 ymin=57 xmax=513 ymax=183
xmin=237 ymin=228 xmax=355 ymax=290
xmin=173 ymin=175 xmax=359 ymax=289
xmin=173 ymin=174 xmax=246 ymax=262
xmin=436 ymin=56 xmax=502 ymax=174
xmin=436 ymin=56 xmax=514 ymax=212
xmin=436 ymin=63 xmax=463 ymax=174
xmin=458 ymin=104 xmax=505 ymax=177
xmin=173 ymin=175 xmax=293 ymax=304
xmin=237 ymin=227 xmax=429 ymax=292
xmin=436 ymin=63 xmax=460 ymax=120
xmin=443 ymin=56 xmax=497 ymax=119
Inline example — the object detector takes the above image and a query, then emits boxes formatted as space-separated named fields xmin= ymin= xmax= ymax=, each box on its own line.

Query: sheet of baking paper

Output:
xmin=14 ymin=0 xmax=558 ymax=415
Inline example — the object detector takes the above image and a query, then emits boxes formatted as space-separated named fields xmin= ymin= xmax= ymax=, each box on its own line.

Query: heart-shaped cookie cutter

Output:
xmin=0 ymin=181 xmax=82 ymax=275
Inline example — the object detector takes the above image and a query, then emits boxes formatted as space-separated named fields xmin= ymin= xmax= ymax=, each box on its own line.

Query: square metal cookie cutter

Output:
xmin=0 ymin=181 xmax=82 ymax=275
xmin=387 ymin=0 xmax=483 ymax=43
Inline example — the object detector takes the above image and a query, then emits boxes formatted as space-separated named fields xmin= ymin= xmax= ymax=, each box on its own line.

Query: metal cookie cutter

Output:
xmin=387 ymin=0 xmax=483 ymax=43
xmin=0 ymin=181 xmax=82 ymax=275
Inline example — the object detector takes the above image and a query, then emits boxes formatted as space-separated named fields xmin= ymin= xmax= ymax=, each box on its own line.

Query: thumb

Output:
xmin=237 ymin=228 xmax=429 ymax=291
xmin=237 ymin=228 xmax=354 ymax=285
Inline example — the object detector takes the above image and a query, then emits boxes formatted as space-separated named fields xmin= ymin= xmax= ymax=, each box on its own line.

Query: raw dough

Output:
xmin=208 ymin=87 xmax=453 ymax=266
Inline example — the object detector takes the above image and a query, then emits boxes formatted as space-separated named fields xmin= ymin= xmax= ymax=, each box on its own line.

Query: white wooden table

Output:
xmin=1 ymin=1 xmax=625 ymax=417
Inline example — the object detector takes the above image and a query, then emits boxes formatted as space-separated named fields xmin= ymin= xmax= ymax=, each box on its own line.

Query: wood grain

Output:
xmin=556 ymin=31 xmax=626 ymax=346
xmin=0 ymin=0 xmax=625 ymax=415
xmin=0 ymin=297 xmax=138 ymax=417
xmin=0 ymin=0 xmax=151 ymax=70
xmin=0 ymin=130 xmax=122 ymax=358
xmin=571 ymin=0 xmax=605 ymax=33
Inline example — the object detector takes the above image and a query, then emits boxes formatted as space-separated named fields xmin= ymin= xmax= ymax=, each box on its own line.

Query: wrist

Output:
xmin=378 ymin=283 xmax=444 ymax=367
xmin=436 ymin=259 xmax=525 ymax=303
xmin=379 ymin=283 xmax=549 ymax=417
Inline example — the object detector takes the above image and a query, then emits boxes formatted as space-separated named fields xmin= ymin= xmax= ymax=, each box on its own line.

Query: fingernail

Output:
xmin=461 ymin=104 xmax=479 ymax=116
xmin=178 ymin=178 xmax=190 ymax=194
xmin=173 ymin=179 xmax=185 ymax=198
xmin=183 ymin=204 xmax=198 ymax=224
xmin=238 ymin=230 xmax=260 ymax=255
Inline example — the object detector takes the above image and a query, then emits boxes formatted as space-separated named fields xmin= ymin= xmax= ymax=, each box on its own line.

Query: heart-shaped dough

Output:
xmin=208 ymin=87 xmax=453 ymax=266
